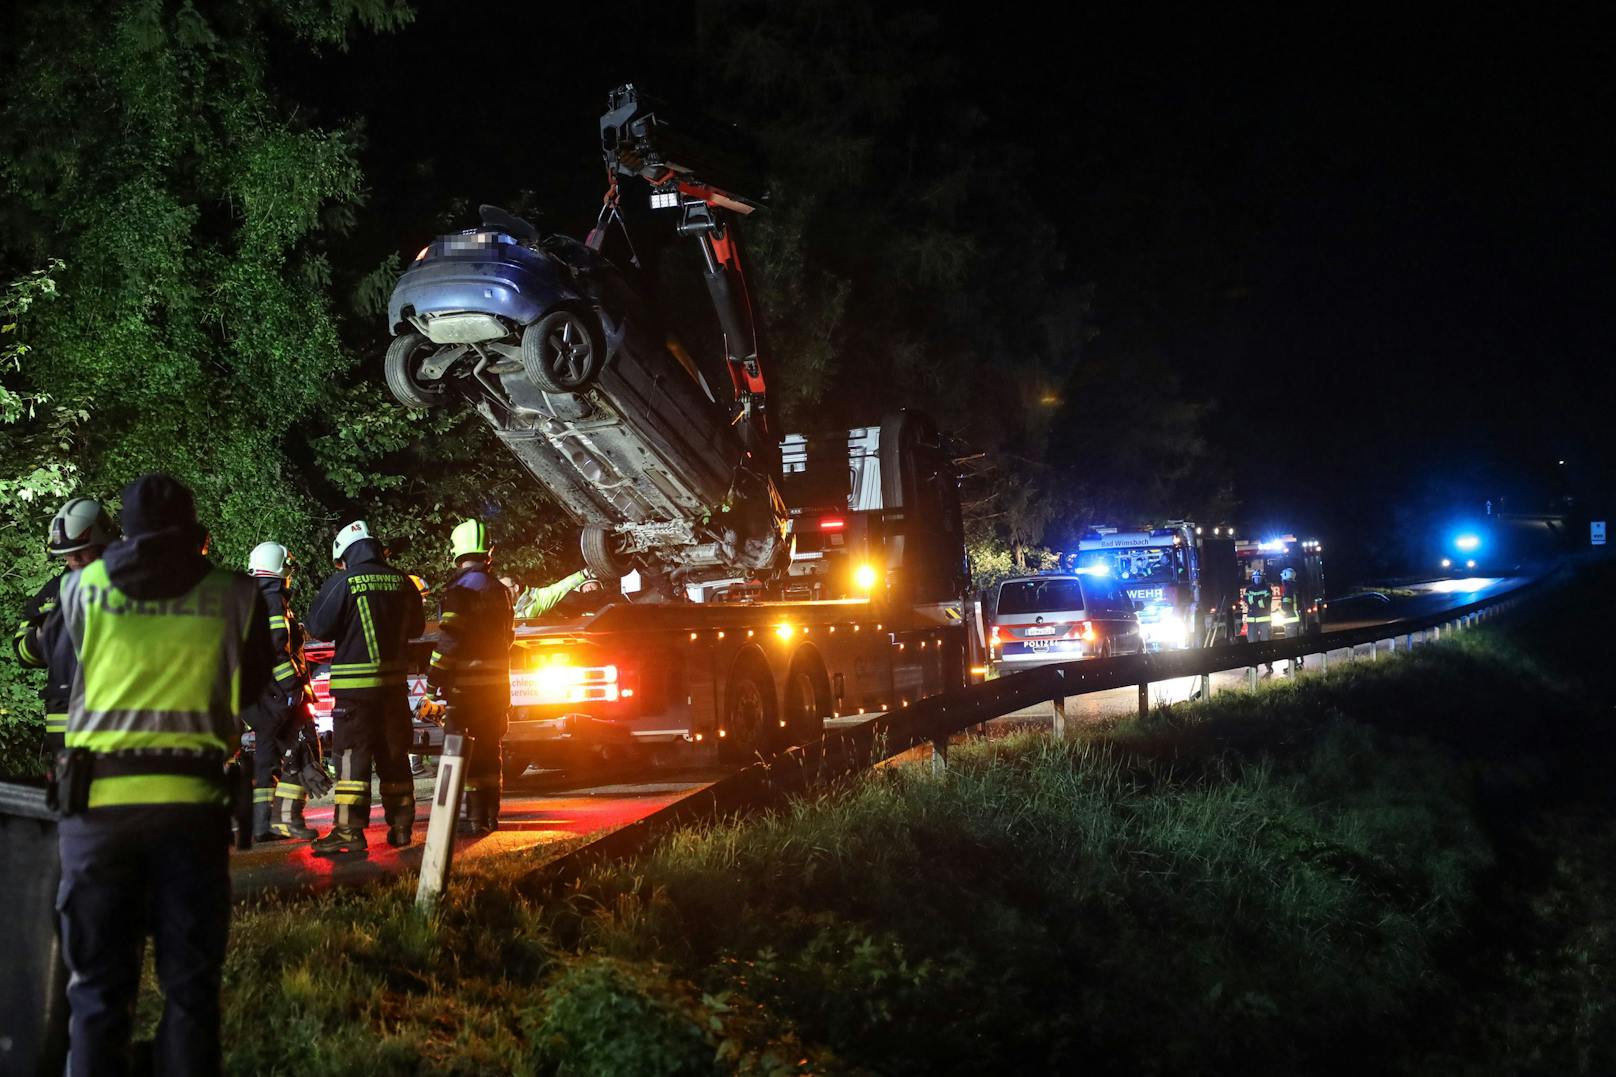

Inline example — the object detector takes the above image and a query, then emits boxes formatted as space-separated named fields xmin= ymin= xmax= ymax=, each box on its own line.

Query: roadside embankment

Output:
xmin=204 ymin=569 xmax=1615 ymax=1075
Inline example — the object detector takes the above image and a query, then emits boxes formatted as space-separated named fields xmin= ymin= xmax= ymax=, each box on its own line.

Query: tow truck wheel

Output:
xmin=522 ymin=308 xmax=603 ymax=393
xmin=783 ymin=656 xmax=831 ymax=744
xmin=721 ymin=664 xmax=777 ymax=763
xmin=580 ymin=527 xmax=631 ymax=580
xmin=384 ymin=332 xmax=446 ymax=408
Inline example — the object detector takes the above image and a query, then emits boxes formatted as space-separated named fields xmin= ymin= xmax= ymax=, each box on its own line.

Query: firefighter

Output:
xmin=1279 ymin=566 xmax=1305 ymax=674
xmin=242 ymin=542 xmax=327 ymax=840
xmin=45 ymin=473 xmax=270 ymax=1075
xmin=429 ymin=519 xmax=515 ymax=834
xmin=305 ymin=520 xmax=425 ymax=855
xmin=11 ymin=498 xmax=118 ymax=757
xmin=1244 ymin=569 xmax=1276 ymax=676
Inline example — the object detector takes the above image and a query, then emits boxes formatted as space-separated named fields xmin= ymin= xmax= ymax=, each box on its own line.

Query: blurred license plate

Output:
xmin=1023 ymin=626 xmax=1057 ymax=636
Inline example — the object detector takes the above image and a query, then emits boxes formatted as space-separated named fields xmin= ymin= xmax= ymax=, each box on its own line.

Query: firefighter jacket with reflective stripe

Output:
xmin=1243 ymin=584 xmax=1272 ymax=623
xmin=304 ymin=546 xmax=424 ymax=697
xmin=55 ymin=558 xmax=268 ymax=809
xmin=11 ymin=572 xmax=74 ymax=737
xmin=255 ymin=575 xmax=309 ymax=701
xmin=429 ymin=563 xmax=514 ymax=702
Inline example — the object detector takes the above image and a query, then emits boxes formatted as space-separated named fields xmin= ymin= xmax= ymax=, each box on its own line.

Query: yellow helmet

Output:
xmin=451 ymin=519 xmax=489 ymax=561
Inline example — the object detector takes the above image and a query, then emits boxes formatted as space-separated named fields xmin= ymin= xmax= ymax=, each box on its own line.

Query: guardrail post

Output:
xmin=1368 ymin=638 xmax=1377 ymax=661
xmin=1138 ymin=681 xmax=1149 ymax=719
xmin=1247 ymin=665 xmax=1258 ymax=691
xmin=1051 ymin=668 xmax=1067 ymax=739
xmin=931 ymin=738 xmax=948 ymax=773
xmin=416 ymin=733 xmax=469 ymax=914
xmin=1319 ymin=648 xmax=1328 ymax=672
xmin=1199 ymin=673 xmax=1212 ymax=701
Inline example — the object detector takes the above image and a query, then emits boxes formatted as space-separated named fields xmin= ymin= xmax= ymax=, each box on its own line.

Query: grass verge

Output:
xmin=204 ymin=572 xmax=1615 ymax=1074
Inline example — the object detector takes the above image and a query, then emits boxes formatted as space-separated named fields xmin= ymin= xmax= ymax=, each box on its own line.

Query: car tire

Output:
xmin=384 ymin=332 xmax=446 ymax=408
xmin=521 ymin=308 xmax=604 ymax=393
xmin=580 ymin=527 xmax=631 ymax=580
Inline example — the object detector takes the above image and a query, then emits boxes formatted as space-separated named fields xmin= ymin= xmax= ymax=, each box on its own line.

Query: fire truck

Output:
xmin=1073 ymin=523 xmax=1240 ymax=649
xmin=1234 ymin=534 xmax=1326 ymax=636
xmin=498 ymin=411 xmax=976 ymax=777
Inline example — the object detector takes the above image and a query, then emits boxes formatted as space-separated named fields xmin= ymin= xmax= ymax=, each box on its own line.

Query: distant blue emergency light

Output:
xmin=1454 ymin=533 xmax=1481 ymax=552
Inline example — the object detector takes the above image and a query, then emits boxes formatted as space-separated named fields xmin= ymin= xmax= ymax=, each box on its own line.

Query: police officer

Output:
xmin=242 ymin=542 xmax=325 ymax=840
xmin=305 ymin=520 xmax=424 ymax=854
xmin=429 ymin=520 xmax=515 ymax=834
xmin=11 ymin=498 xmax=118 ymax=756
xmin=1244 ymin=569 xmax=1276 ymax=676
xmin=44 ymin=473 xmax=270 ymax=1076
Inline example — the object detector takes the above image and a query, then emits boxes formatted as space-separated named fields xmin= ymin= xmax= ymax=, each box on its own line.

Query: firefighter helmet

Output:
xmin=48 ymin=498 xmax=118 ymax=557
xmin=249 ymin=541 xmax=294 ymax=578
xmin=1281 ymin=567 xmax=1296 ymax=582
xmin=409 ymin=574 xmax=431 ymax=597
xmin=451 ymin=519 xmax=490 ymax=561
xmin=332 ymin=520 xmax=371 ymax=563
xmin=1249 ymin=570 xmax=1264 ymax=585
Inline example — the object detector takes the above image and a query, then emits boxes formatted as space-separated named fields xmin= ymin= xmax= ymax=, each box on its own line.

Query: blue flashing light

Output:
xmin=1080 ymin=562 xmax=1111 ymax=577
xmin=1454 ymin=533 xmax=1481 ymax=552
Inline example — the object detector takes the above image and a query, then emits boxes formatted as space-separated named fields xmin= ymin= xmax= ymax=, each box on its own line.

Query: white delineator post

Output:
xmin=416 ymin=733 xmax=469 ymax=913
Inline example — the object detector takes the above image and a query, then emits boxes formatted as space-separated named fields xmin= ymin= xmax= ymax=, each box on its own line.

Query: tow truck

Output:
xmin=1073 ymin=523 xmax=1240 ymax=648
xmin=381 ymin=85 xmax=978 ymax=776
xmin=1234 ymin=534 xmax=1326 ymax=636
xmin=500 ymin=411 xmax=974 ymax=776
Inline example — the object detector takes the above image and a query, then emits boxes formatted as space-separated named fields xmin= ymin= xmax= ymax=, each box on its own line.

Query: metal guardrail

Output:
xmin=536 ymin=575 xmax=1549 ymax=889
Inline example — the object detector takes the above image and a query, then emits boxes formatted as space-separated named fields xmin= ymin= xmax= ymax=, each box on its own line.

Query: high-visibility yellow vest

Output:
xmin=60 ymin=559 xmax=258 ymax=809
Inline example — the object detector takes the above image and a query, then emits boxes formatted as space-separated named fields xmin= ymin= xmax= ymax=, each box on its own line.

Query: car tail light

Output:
xmin=818 ymin=516 xmax=845 ymax=531
xmin=1081 ymin=621 xmax=1096 ymax=642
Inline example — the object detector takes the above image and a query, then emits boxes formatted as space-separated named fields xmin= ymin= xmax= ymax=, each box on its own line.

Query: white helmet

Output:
xmin=249 ymin=541 xmax=294 ymax=578
xmin=1281 ymin=567 xmax=1296 ymax=582
xmin=332 ymin=520 xmax=371 ymax=563
xmin=48 ymin=497 xmax=118 ymax=557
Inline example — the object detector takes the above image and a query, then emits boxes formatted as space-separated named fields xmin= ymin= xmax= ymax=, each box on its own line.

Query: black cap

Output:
xmin=120 ymin=473 xmax=199 ymax=538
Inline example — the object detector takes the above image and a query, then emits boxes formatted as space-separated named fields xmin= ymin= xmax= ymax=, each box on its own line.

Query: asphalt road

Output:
xmin=231 ymin=765 xmax=727 ymax=899
xmin=231 ymin=573 xmax=1531 ymax=899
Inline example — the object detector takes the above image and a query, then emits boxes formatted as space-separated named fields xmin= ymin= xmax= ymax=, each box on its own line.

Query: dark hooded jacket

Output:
xmin=428 ymin=561 xmax=514 ymax=712
xmin=12 ymin=573 xmax=72 ymax=717
xmin=304 ymin=538 xmax=424 ymax=698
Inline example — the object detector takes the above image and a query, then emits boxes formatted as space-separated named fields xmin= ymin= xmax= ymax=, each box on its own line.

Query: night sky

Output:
xmin=288 ymin=5 xmax=1614 ymax=578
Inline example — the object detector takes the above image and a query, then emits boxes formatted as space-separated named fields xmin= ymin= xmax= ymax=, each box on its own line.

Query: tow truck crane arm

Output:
xmin=593 ymin=85 xmax=772 ymax=448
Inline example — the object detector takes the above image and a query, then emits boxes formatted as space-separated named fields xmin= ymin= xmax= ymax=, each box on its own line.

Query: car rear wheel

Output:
xmin=384 ymin=332 xmax=446 ymax=408
xmin=521 ymin=308 xmax=603 ymax=392
xmin=580 ymin=527 xmax=631 ymax=580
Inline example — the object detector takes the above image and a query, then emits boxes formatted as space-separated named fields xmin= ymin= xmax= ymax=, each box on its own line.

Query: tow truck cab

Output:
xmin=1234 ymin=535 xmax=1326 ymax=636
xmin=501 ymin=411 xmax=971 ymax=776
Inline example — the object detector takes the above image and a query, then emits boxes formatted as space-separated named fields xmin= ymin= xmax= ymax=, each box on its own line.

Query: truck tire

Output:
xmin=721 ymin=659 xmax=777 ymax=764
xmin=580 ymin=527 xmax=631 ymax=580
xmin=782 ymin=653 xmax=831 ymax=745
xmin=384 ymin=332 xmax=446 ymax=408
xmin=521 ymin=307 xmax=603 ymax=393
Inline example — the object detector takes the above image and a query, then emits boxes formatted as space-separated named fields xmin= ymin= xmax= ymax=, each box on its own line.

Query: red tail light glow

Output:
xmin=818 ymin=517 xmax=846 ymax=531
